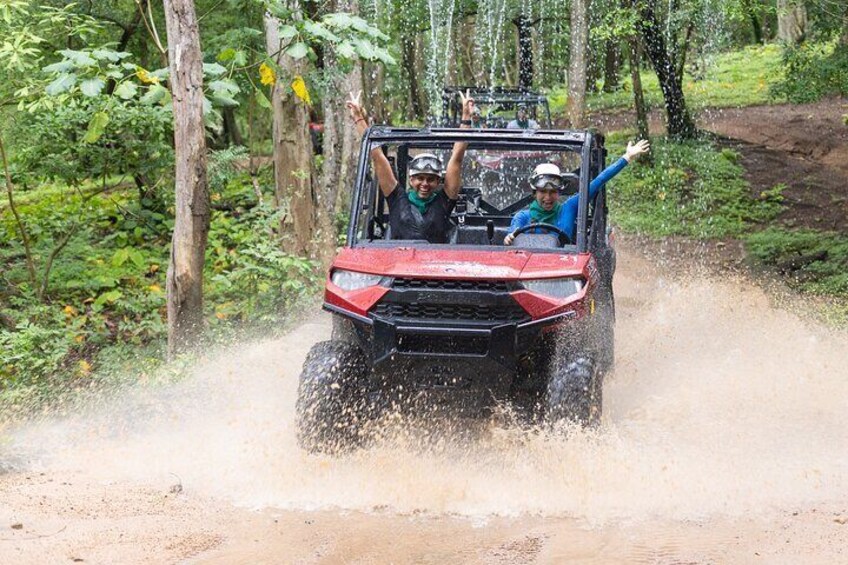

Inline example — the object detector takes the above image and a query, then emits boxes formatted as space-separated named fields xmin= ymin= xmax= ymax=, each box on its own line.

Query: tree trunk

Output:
xmin=222 ymin=106 xmax=244 ymax=146
xmin=602 ymin=39 xmax=621 ymax=93
xmin=776 ymin=0 xmax=807 ymax=45
xmin=163 ymin=0 xmax=210 ymax=357
xmin=515 ymin=14 xmax=534 ymax=90
xmin=637 ymin=1 xmax=696 ymax=139
xmin=747 ymin=3 xmax=763 ymax=44
xmin=402 ymin=34 xmax=424 ymax=120
xmin=264 ymin=7 xmax=315 ymax=257
xmin=840 ymin=5 xmax=848 ymax=47
xmin=628 ymin=38 xmax=651 ymax=161
xmin=568 ymin=0 xmax=590 ymax=128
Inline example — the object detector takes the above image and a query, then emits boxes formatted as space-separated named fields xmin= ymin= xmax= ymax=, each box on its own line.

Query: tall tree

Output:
xmin=264 ymin=6 xmax=316 ymax=256
xmin=568 ymin=0 xmax=590 ymax=127
xmin=777 ymin=0 xmax=807 ymax=44
xmin=637 ymin=0 xmax=696 ymax=138
xmin=163 ymin=0 xmax=210 ymax=356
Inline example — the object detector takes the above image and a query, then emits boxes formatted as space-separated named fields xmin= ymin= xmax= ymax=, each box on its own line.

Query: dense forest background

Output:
xmin=1 ymin=0 xmax=847 ymax=411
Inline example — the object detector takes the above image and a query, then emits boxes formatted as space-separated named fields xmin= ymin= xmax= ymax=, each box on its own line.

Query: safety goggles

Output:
xmin=409 ymin=156 xmax=444 ymax=177
xmin=530 ymin=174 xmax=563 ymax=191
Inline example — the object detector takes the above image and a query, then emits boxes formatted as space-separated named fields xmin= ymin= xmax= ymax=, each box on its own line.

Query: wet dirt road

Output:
xmin=2 ymin=246 xmax=848 ymax=564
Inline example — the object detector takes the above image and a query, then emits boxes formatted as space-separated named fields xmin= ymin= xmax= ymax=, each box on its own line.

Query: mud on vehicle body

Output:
xmin=296 ymin=127 xmax=615 ymax=453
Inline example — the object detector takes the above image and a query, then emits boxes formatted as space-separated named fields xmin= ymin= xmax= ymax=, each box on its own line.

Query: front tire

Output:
xmin=296 ymin=340 xmax=371 ymax=453
xmin=545 ymin=356 xmax=601 ymax=427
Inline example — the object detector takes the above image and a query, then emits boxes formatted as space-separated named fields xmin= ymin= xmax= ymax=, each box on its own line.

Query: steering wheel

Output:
xmin=511 ymin=222 xmax=573 ymax=246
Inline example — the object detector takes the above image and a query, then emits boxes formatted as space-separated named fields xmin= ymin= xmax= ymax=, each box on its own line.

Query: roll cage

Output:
xmin=440 ymin=87 xmax=553 ymax=128
xmin=348 ymin=128 xmax=608 ymax=253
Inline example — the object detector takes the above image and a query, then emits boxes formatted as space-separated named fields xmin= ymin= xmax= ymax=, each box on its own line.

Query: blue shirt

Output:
xmin=509 ymin=157 xmax=629 ymax=241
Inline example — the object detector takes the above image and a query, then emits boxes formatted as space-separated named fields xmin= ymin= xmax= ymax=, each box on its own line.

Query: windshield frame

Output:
xmin=348 ymin=128 xmax=595 ymax=253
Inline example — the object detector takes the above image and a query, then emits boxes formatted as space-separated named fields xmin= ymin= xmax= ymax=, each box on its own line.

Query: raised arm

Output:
xmin=587 ymin=139 xmax=651 ymax=201
xmin=347 ymin=92 xmax=397 ymax=197
xmin=444 ymin=90 xmax=475 ymax=200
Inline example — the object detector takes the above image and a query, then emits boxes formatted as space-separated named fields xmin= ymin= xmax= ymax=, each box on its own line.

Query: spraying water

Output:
xmin=5 ymin=248 xmax=848 ymax=526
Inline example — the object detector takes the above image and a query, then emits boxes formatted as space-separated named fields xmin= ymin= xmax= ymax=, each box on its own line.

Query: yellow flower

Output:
xmin=259 ymin=63 xmax=276 ymax=86
xmin=78 ymin=360 xmax=92 ymax=376
xmin=148 ymin=284 xmax=162 ymax=294
xmin=135 ymin=67 xmax=159 ymax=85
xmin=63 ymin=305 xmax=77 ymax=316
xmin=291 ymin=75 xmax=311 ymax=106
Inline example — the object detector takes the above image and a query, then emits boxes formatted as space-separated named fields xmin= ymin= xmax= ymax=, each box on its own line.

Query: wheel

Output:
xmin=545 ymin=356 xmax=601 ymax=427
xmin=295 ymin=340 xmax=371 ymax=453
xmin=594 ymin=290 xmax=615 ymax=375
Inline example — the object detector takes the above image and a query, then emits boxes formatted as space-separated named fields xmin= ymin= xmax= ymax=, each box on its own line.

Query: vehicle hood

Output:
xmin=331 ymin=246 xmax=590 ymax=280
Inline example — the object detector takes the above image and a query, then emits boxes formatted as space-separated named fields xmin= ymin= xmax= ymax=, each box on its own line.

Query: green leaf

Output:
xmin=203 ymin=62 xmax=227 ymax=76
xmin=42 ymin=60 xmax=74 ymax=73
xmin=112 ymin=247 xmax=130 ymax=267
xmin=140 ymin=83 xmax=169 ymax=105
xmin=209 ymin=79 xmax=239 ymax=96
xmin=352 ymin=38 xmax=377 ymax=60
xmin=94 ymin=290 xmax=123 ymax=308
xmin=83 ymin=111 xmax=110 ymax=143
xmin=114 ymin=81 xmax=138 ymax=100
xmin=129 ymin=249 xmax=146 ymax=269
xmin=285 ymin=42 xmax=308 ymax=60
xmin=279 ymin=25 xmax=298 ymax=39
xmin=210 ymin=94 xmax=239 ymax=107
xmin=303 ymin=20 xmax=339 ymax=43
xmin=217 ymin=47 xmax=236 ymax=62
xmin=323 ymin=12 xmax=355 ymax=29
xmin=92 ymin=49 xmax=123 ymax=62
xmin=45 ymin=73 xmax=76 ymax=95
xmin=80 ymin=77 xmax=105 ymax=97
xmin=336 ymin=41 xmax=356 ymax=59
xmin=255 ymin=89 xmax=271 ymax=109
xmin=58 ymin=49 xmax=96 ymax=67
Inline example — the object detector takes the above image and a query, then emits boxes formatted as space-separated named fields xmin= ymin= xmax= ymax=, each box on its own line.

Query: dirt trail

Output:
xmin=594 ymin=98 xmax=848 ymax=234
xmin=2 ymin=244 xmax=848 ymax=564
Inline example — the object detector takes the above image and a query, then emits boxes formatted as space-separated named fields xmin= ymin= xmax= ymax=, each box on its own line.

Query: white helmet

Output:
xmin=529 ymin=163 xmax=563 ymax=190
xmin=408 ymin=153 xmax=444 ymax=178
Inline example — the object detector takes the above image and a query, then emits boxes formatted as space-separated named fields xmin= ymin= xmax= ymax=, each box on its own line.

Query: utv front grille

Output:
xmin=371 ymin=302 xmax=529 ymax=323
xmin=391 ymin=278 xmax=513 ymax=292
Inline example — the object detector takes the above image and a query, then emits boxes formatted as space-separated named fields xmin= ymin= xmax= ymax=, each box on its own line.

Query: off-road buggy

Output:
xmin=296 ymin=127 xmax=615 ymax=452
xmin=440 ymin=86 xmax=552 ymax=128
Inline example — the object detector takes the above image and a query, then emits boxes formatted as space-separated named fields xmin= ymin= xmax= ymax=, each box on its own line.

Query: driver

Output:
xmin=346 ymin=91 xmax=474 ymax=243
xmin=504 ymin=139 xmax=650 ymax=245
xmin=507 ymin=104 xmax=539 ymax=129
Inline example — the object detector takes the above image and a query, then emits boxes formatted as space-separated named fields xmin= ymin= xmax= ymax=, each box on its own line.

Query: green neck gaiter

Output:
xmin=529 ymin=200 xmax=561 ymax=225
xmin=407 ymin=190 xmax=438 ymax=215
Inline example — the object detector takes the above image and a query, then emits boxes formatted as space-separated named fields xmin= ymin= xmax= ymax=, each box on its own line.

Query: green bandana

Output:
xmin=529 ymin=200 xmax=561 ymax=225
xmin=407 ymin=190 xmax=439 ymax=215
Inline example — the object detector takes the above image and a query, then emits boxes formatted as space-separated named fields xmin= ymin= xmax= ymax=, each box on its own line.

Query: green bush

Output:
xmin=745 ymin=228 xmax=848 ymax=296
xmin=771 ymin=42 xmax=848 ymax=103
xmin=608 ymin=135 xmax=782 ymax=238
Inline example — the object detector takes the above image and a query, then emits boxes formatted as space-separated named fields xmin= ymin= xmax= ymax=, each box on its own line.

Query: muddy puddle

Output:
xmin=3 ymin=248 xmax=848 ymax=562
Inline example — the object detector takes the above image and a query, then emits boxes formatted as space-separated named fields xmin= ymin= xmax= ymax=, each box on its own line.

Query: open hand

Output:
xmin=625 ymin=139 xmax=650 ymax=162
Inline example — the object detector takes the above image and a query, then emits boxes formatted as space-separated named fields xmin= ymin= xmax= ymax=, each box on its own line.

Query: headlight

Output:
xmin=330 ymin=269 xmax=386 ymax=291
xmin=521 ymin=277 xmax=584 ymax=299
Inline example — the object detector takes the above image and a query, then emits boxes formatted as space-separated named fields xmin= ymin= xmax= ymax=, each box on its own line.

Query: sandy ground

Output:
xmin=2 ymin=242 xmax=848 ymax=564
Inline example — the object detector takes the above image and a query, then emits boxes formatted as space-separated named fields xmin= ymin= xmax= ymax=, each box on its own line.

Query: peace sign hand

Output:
xmin=459 ymin=88 xmax=475 ymax=121
xmin=346 ymin=90 xmax=367 ymax=124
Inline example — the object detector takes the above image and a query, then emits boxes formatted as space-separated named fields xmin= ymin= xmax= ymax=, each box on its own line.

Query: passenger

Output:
xmin=506 ymin=104 xmax=539 ymax=129
xmin=346 ymin=90 xmax=475 ymax=243
xmin=504 ymin=139 xmax=650 ymax=245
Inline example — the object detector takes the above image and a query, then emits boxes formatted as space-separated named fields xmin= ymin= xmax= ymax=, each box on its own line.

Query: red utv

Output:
xmin=296 ymin=128 xmax=615 ymax=452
